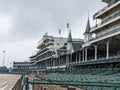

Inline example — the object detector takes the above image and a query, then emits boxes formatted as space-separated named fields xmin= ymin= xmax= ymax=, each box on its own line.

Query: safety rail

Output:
xmin=69 ymin=56 xmax=120 ymax=67
xmin=12 ymin=75 xmax=23 ymax=90
xmin=88 ymin=27 xmax=120 ymax=44
xmin=91 ymin=11 xmax=120 ymax=31
xmin=93 ymin=0 xmax=120 ymax=19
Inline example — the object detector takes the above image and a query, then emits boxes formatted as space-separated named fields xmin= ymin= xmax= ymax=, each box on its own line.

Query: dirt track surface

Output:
xmin=0 ymin=74 xmax=21 ymax=90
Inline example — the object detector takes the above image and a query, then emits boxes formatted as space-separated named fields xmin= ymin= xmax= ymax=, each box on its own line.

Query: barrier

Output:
xmin=12 ymin=75 xmax=23 ymax=90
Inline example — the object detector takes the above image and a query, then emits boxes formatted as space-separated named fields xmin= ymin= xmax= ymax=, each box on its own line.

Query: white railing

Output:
xmin=91 ymin=11 xmax=120 ymax=31
xmin=91 ymin=22 xmax=102 ymax=31
xmin=93 ymin=5 xmax=108 ymax=19
xmin=93 ymin=0 xmax=120 ymax=18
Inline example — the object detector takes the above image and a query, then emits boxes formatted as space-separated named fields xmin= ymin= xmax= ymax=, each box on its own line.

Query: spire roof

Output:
xmin=67 ymin=30 xmax=72 ymax=42
xmin=84 ymin=18 xmax=90 ymax=35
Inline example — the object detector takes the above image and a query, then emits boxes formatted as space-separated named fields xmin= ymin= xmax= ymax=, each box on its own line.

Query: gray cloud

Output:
xmin=0 ymin=0 xmax=106 ymax=41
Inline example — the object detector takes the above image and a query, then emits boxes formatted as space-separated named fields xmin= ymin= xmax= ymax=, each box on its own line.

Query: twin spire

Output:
xmin=67 ymin=18 xmax=90 ymax=43
xmin=84 ymin=18 xmax=91 ymax=35
xmin=61 ymin=17 xmax=90 ymax=43
xmin=58 ymin=23 xmax=73 ymax=43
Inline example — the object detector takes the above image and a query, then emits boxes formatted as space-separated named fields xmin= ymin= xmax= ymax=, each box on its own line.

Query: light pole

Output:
xmin=58 ymin=29 xmax=61 ymax=69
xmin=3 ymin=50 xmax=5 ymax=67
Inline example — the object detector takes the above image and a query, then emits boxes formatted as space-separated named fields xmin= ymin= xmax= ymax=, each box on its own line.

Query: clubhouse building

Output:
xmin=12 ymin=0 xmax=120 ymax=75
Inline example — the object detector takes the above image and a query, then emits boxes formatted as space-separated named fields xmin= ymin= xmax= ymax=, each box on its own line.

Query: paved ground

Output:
xmin=0 ymin=74 xmax=21 ymax=90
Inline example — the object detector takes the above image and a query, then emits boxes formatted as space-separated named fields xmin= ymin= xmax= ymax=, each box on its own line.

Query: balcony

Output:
xmin=94 ymin=0 xmax=120 ymax=19
xmin=37 ymin=39 xmax=54 ymax=49
xmin=89 ymin=27 xmax=120 ymax=44
xmin=43 ymin=36 xmax=54 ymax=43
xmin=29 ymin=66 xmax=45 ymax=70
xmin=96 ymin=27 xmax=120 ymax=39
xmin=70 ymin=55 xmax=120 ymax=66
xmin=102 ymin=0 xmax=112 ymax=3
xmin=36 ymin=55 xmax=54 ymax=63
xmin=91 ymin=11 xmax=120 ymax=32
xmin=37 ymin=42 xmax=45 ymax=49
xmin=83 ymin=26 xmax=120 ymax=47
xmin=37 ymin=45 xmax=53 ymax=55
xmin=36 ymin=49 xmax=54 ymax=60
xmin=29 ymin=57 xmax=36 ymax=62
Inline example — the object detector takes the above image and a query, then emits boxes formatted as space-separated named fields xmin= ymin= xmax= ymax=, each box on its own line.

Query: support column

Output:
xmin=54 ymin=58 xmax=56 ymax=66
xmin=68 ymin=55 xmax=70 ymax=65
xmin=58 ymin=56 xmax=60 ymax=68
xmin=66 ymin=54 xmax=69 ymax=65
xmin=66 ymin=55 xmax=67 ymax=65
xmin=95 ymin=18 xmax=97 ymax=27
xmin=106 ymin=41 xmax=110 ymax=59
xmin=55 ymin=58 xmax=57 ymax=66
xmin=76 ymin=53 xmax=78 ymax=63
xmin=43 ymin=61 xmax=45 ymax=68
xmin=46 ymin=60 xmax=47 ymax=68
xmin=85 ymin=48 xmax=88 ymax=62
xmin=59 ymin=58 xmax=60 ymax=66
xmin=48 ymin=60 xmax=50 ymax=67
xmin=83 ymin=49 xmax=84 ymax=62
xmin=70 ymin=53 xmax=72 ymax=64
xmin=61 ymin=58 xmax=62 ymax=65
xmin=50 ymin=60 xmax=51 ymax=67
xmin=60 ymin=57 xmax=61 ymax=66
xmin=53 ymin=59 xmax=55 ymax=66
xmin=79 ymin=52 xmax=81 ymax=63
xmin=51 ymin=59 xmax=52 ymax=67
xmin=95 ymin=45 xmax=98 ymax=60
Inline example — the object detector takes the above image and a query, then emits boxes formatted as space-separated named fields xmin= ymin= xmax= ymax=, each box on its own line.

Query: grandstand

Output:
xmin=36 ymin=0 xmax=120 ymax=89
xmin=37 ymin=67 xmax=120 ymax=90
xmin=14 ymin=0 xmax=120 ymax=89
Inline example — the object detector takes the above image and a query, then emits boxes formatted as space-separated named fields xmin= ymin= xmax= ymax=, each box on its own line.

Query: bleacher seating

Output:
xmin=41 ymin=73 xmax=120 ymax=83
xmin=39 ymin=68 xmax=120 ymax=90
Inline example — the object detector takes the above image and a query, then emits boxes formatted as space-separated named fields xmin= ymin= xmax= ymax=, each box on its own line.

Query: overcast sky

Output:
xmin=0 ymin=0 xmax=106 ymax=67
